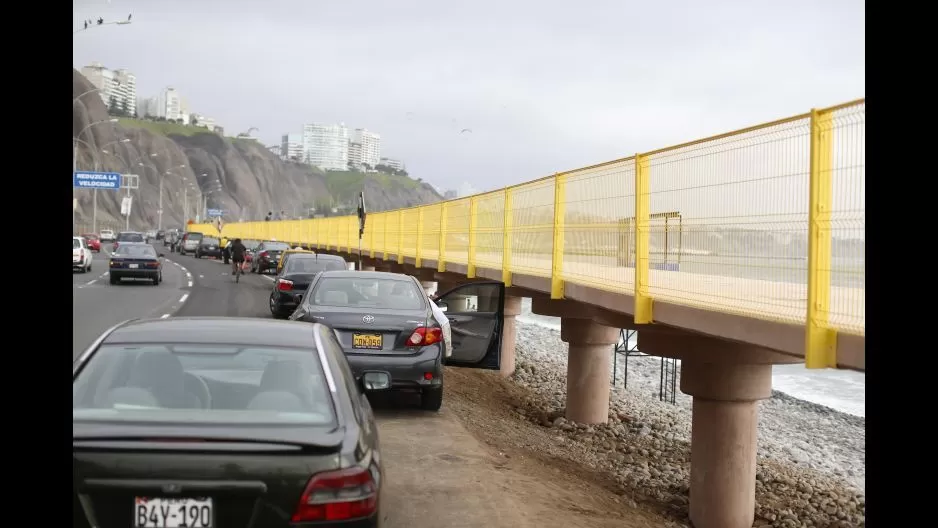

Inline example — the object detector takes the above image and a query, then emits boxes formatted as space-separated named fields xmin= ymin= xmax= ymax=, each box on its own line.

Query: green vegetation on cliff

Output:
xmin=322 ymin=170 xmax=420 ymax=203
xmin=117 ymin=118 xmax=211 ymax=137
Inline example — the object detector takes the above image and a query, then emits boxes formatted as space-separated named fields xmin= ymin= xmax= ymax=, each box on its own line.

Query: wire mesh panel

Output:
xmin=827 ymin=103 xmax=865 ymax=335
xmin=509 ymin=178 xmax=555 ymax=277
xmin=474 ymin=190 xmax=506 ymax=270
xmin=420 ymin=203 xmax=442 ymax=263
xmin=644 ymin=116 xmax=812 ymax=325
xmin=445 ymin=197 xmax=471 ymax=265
xmin=562 ymin=159 xmax=636 ymax=294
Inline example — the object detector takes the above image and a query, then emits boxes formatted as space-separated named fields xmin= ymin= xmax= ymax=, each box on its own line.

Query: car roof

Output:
xmin=115 ymin=241 xmax=150 ymax=246
xmin=319 ymin=270 xmax=412 ymax=281
xmin=118 ymin=231 xmax=144 ymax=235
xmin=102 ymin=317 xmax=320 ymax=348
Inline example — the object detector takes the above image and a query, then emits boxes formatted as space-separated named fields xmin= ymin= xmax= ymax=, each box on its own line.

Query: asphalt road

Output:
xmin=72 ymin=245 xmax=193 ymax=360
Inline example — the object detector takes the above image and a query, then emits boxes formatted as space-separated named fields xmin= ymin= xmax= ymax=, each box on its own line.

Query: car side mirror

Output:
xmin=360 ymin=371 xmax=391 ymax=392
xmin=436 ymin=301 xmax=448 ymax=312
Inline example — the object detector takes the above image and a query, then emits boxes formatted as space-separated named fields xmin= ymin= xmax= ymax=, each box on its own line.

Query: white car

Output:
xmin=73 ymin=236 xmax=94 ymax=273
xmin=99 ymin=229 xmax=115 ymax=242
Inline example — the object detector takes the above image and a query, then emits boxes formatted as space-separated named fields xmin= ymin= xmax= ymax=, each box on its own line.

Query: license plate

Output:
xmin=353 ymin=333 xmax=383 ymax=349
xmin=134 ymin=497 xmax=213 ymax=527
xmin=129 ymin=264 xmax=139 ymax=269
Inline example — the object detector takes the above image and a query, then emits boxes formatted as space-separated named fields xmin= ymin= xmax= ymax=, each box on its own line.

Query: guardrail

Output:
xmin=190 ymin=99 xmax=865 ymax=368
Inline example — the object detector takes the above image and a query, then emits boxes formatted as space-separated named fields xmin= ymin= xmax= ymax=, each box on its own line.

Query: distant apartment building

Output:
xmin=379 ymin=157 xmax=404 ymax=171
xmin=348 ymin=141 xmax=363 ymax=168
xmin=303 ymin=123 xmax=349 ymax=171
xmin=138 ymin=87 xmax=190 ymax=123
xmin=351 ymin=128 xmax=381 ymax=168
xmin=268 ymin=145 xmax=282 ymax=158
xmin=189 ymin=113 xmax=216 ymax=130
xmin=80 ymin=62 xmax=137 ymax=114
xmin=281 ymin=133 xmax=304 ymax=162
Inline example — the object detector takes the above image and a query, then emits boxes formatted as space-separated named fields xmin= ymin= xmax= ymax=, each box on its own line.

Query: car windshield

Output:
xmin=73 ymin=239 xmax=82 ymax=249
xmin=286 ymin=256 xmax=346 ymax=275
xmin=264 ymin=242 xmax=290 ymax=251
xmin=73 ymin=344 xmax=336 ymax=426
xmin=203 ymin=237 xmax=219 ymax=245
xmin=187 ymin=233 xmax=203 ymax=241
xmin=243 ymin=239 xmax=260 ymax=250
xmin=312 ymin=277 xmax=426 ymax=310
xmin=115 ymin=245 xmax=157 ymax=258
xmin=117 ymin=232 xmax=145 ymax=242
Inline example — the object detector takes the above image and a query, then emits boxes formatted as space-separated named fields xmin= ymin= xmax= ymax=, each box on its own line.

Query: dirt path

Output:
xmin=373 ymin=371 xmax=672 ymax=528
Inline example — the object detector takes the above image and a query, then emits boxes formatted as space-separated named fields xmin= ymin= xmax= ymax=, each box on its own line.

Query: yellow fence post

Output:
xmin=415 ymin=208 xmax=425 ymax=268
xmin=502 ymin=189 xmax=513 ymax=286
xmin=467 ymin=197 xmax=478 ymax=278
xmin=634 ymin=154 xmax=653 ymax=323
xmin=551 ymin=173 xmax=566 ymax=299
xmin=397 ymin=210 xmax=404 ymax=265
xmin=438 ymin=202 xmax=448 ymax=272
xmin=806 ymin=108 xmax=837 ymax=369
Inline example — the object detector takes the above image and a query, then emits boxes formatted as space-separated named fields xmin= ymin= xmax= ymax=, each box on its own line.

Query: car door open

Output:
xmin=436 ymin=281 xmax=504 ymax=370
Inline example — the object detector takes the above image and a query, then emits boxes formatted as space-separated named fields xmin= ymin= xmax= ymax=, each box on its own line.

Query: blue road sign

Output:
xmin=207 ymin=208 xmax=225 ymax=217
xmin=74 ymin=171 xmax=122 ymax=190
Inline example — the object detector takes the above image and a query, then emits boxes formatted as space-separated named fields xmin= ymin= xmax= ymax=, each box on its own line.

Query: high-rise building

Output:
xmin=303 ymin=123 xmax=349 ymax=171
xmin=281 ymin=133 xmax=304 ymax=162
xmin=80 ymin=62 xmax=136 ymax=115
xmin=348 ymin=142 xmax=363 ymax=169
xmin=351 ymin=128 xmax=381 ymax=168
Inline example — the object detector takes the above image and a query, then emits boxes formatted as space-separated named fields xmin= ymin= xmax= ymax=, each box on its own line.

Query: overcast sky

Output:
xmin=73 ymin=0 xmax=864 ymax=194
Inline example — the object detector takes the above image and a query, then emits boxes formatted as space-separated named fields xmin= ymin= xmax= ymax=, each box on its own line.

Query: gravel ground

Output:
xmin=500 ymin=321 xmax=866 ymax=528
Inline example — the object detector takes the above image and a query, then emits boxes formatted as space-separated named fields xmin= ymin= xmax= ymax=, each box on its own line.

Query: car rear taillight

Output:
xmin=292 ymin=467 xmax=377 ymax=523
xmin=146 ymin=261 xmax=159 ymax=268
xmin=408 ymin=327 xmax=442 ymax=347
xmin=277 ymin=278 xmax=294 ymax=291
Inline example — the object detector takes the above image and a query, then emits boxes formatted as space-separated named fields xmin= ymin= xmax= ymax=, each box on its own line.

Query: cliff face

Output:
xmin=72 ymin=69 xmax=441 ymax=232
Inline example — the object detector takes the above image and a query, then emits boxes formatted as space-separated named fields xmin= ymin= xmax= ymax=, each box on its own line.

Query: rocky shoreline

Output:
xmin=508 ymin=322 xmax=866 ymax=527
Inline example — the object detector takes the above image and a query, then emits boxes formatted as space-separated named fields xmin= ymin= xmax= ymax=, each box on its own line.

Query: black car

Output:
xmin=73 ymin=317 xmax=387 ymax=528
xmin=270 ymin=254 xmax=349 ymax=318
xmin=251 ymin=241 xmax=291 ymax=274
xmin=195 ymin=236 xmax=222 ymax=259
xmin=109 ymin=243 xmax=163 ymax=285
xmin=289 ymin=270 xmax=505 ymax=410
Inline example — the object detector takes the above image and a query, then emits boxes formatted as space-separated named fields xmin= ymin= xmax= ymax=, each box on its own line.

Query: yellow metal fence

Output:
xmin=191 ymin=99 xmax=865 ymax=368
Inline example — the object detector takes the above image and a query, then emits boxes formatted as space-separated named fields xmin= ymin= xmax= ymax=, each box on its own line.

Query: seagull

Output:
xmin=83 ymin=20 xmax=88 ymax=29
xmin=460 ymin=128 xmax=472 ymax=134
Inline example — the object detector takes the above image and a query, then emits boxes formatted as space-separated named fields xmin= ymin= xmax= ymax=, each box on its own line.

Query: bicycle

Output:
xmin=232 ymin=259 xmax=244 ymax=283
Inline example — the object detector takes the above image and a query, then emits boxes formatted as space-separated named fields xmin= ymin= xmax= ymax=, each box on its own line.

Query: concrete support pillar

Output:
xmin=559 ymin=318 xmax=619 ymax=424
xmin=499 ymin=296 xmax=523 ymax=377
xmin=362 ymin=265 xmax=376 ymax=272
xmin=420 ymin=281 xmax=437 ymax=296
xmin=681 ymin=361 xmax=772 ymax=528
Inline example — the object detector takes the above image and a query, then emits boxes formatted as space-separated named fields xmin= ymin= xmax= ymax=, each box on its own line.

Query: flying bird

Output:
xmin=460 ymin=128 xmax=472 ymax=134
xmin=97 ymin=17 xmax=104 ymax=25
xmin=83 ymin=20 xmax=88 ymax=29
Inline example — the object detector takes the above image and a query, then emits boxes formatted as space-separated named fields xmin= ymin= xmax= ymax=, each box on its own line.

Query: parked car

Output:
xmin=250 ymin=241 xmax=291 ymax=274
xmin=73 ymin=317 xmax=386 ymax=528
xmin=269 ymin=253 xmax=349 ymax=318
xmin=289 ymin=270 xmax=506 ymax=410
xmin=195 ymin=236 xmax=223 ymax=259
xmin=99 ymin=229 xmax=115 ymax=242
xmin=178 ymin=232 xmax=203 ymax=255
xmin=80 ymin=233 xmax=101 ymax=252
xmin=73 ymin=236 xmax=94 ymax=273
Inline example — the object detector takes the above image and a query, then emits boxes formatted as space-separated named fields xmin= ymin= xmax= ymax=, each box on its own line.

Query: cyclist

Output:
xmin=230 ymin=238 xmax=247 ymax=276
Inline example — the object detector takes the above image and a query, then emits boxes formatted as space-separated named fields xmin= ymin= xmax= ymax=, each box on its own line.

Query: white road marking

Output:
xmin=199 ymin=274 xmax=204 ymax=278
xmin=161 ymin=314 xmax=170 ymax=319
xmin=262 ymin=275 xmax=274 ymax=281
xmin=179 ymin=293 xmax=189 ymax=303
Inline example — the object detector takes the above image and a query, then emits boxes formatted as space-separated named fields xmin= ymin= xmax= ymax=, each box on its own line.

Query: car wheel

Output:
xmin=152 ymin=274 xmax=160 ymax=285
xmin=87 ymin=263 xmax=92 ymax=272
xmin=420 ymin=387 xmax=443 ymax=412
